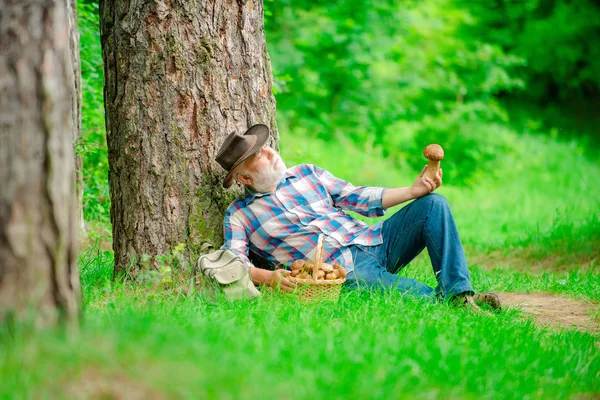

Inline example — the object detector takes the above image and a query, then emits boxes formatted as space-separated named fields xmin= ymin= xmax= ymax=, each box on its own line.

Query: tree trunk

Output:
xmin=67 ymin=0 xmax=85 ymax=233
xmin=100 ymin=0 xmax=278 ymax=277
xmin=0 ymin=0 xmax=81 ymax=326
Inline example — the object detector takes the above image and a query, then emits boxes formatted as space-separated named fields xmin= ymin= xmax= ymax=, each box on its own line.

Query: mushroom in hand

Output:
xmin=423 ymin=144 xmax=444 ymax=181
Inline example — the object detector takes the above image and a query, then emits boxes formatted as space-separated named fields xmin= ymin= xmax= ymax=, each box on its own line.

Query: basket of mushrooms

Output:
xmin=288 ymin=234 xmax=347 ymax=302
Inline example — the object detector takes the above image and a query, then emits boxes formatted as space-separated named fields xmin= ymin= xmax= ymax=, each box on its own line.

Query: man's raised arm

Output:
xmin=314 ymin=165 xmax=387 ymax=217
xmin=315 ymin=164 xmax=442 ymax=211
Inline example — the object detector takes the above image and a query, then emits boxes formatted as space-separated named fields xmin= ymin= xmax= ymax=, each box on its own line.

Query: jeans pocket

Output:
xmin=351 ymin=245 xmax=385 ymax=278
xmin=353 ymin=244 xmax=385 ymax=267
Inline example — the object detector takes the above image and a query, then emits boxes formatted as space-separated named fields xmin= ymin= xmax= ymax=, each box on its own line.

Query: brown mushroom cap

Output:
xmin=319 ymin=262 xmax=334 ymax=272
xmin=291 ymin=259 xmax=305 ymax=270
xmin=423 ymin=144 xmax=444 ymax=161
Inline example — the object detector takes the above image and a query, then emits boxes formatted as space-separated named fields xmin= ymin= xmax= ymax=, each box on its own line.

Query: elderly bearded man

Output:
xmin=215 ymin=124 xmax=501 ymax=311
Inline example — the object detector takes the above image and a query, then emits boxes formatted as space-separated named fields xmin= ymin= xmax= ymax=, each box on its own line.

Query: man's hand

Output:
xmin=381 ymin=166 xmax=443 ymax=208
xmin=410 ymin=165 xmax=442 ymax=199
xmin=268 ymin=269 xmax=297 ymax=293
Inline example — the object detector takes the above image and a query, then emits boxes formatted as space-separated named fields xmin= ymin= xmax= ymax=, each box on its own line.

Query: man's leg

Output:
xmin=380 ymin=193 xmax=473 ymax=299
xmin=344 ymin=244 xmax=435 ymax=298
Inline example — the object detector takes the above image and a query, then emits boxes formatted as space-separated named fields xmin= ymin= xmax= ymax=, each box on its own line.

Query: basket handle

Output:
xmin=314 ymin=234 xmax=324 ymax=280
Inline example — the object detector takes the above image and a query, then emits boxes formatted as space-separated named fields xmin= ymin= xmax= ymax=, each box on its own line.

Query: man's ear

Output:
xmin=236 ymin=172 xmax=253 ymax=187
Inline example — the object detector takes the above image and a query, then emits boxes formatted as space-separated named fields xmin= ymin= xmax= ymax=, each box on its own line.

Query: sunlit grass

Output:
xmin=399 ymin=251 xmax=600 ymax=302
xmin=3 ymin=185 xmax=599 ymax=400
xmin=2 ymin=257 xmax=599 ymax=399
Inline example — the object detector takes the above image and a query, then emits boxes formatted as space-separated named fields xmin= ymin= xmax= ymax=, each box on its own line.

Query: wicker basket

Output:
xmin=288 ymin=234 xmax=346 ymax=302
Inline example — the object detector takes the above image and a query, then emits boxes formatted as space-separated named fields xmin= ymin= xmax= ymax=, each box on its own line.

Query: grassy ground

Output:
xmin=1 ymin=253 xmax=598 ymax=399
xmin=1 ymin=128 xmax=599 ymax=399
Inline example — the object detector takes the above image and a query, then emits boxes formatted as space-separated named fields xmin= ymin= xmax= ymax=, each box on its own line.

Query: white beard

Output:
xmin=250 ymin=155 xmax=287 ymax=192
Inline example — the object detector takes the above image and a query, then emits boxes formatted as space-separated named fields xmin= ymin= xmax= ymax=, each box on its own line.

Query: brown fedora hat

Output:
xmin=215 ymin=124 xmax=270 ymax=188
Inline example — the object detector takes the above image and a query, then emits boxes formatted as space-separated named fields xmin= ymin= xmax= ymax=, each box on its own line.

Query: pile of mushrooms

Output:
xmin=290 ymin=259 xmax=347 ymax=281
xmin=289 ymin=235 xmax=346 ymax=281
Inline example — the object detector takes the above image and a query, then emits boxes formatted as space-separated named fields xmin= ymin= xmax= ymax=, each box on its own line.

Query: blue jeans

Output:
xmin=344 ymin=193 xmax=473 ymax=299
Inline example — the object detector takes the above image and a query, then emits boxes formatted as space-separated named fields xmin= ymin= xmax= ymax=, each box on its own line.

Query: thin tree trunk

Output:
xmin=67 ymin=0 xmax=85 ymax=233
xmin=0 ymin=0 xmax=81 ymax=326
xmin=100 ymin=0 xmax=278 ymax=277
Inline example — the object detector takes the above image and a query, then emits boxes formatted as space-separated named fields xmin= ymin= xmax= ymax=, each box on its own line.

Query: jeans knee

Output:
xmin=415 ymin=193 xmax=448 ymax=209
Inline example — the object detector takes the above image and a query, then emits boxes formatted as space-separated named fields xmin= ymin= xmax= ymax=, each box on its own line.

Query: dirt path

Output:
xmin=499 ymin=292 xmax=599 ymax=334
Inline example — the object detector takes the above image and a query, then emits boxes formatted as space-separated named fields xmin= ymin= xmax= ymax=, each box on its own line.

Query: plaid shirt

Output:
xmin=222 ymin=164 xmax=387 ymax=273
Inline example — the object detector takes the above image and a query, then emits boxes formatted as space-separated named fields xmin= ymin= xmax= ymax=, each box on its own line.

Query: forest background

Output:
xmin=3 ymin=0 xmax=600 ymax=398
xmin=79 ymin=0 xmax=600 ymax=256
xmin=77 ymin=0 xmax=600 ymax=241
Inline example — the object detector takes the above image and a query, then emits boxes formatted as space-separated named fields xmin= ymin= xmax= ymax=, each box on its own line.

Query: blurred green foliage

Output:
xmin=266 ymin=0 xmax=600 ymax=182
xmin=266 ymin=0 xmax=526 ymax=183
xmin=77 ymin=0 xmax=109 ymax=223
xmin=77 ymin=0 xmax=600 ymax=221
xmin=468 ymin=0 xmax=600 ymax=101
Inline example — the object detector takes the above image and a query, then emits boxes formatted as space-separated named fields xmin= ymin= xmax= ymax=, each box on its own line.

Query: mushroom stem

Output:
xmin=426 ymin=160 xmax=440 ymax=180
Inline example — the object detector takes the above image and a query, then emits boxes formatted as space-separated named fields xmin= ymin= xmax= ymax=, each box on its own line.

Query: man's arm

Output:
xmin=248 ymin=267 xmax=296 ymax=292
xmin=222 ymin=212 xmax=254 ymax=266
xmin=382 ymin=166 xmax=443 ymax=208
xmin=314 ymin=164 xmax=442 ymax=213
xmin=223 ymin=212 xmax=296 ymax=292
xmin=314 ymin=165 xmax=386 ymax=218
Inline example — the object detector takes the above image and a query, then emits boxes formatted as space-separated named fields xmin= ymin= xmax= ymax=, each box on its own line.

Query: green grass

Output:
xmin=2 ymin=217 xmax=599 ymax=399
xmin=400 ymin=251 xmax=600 ymax=303
xmin=1 ymin=252 xmax=598 ymax=399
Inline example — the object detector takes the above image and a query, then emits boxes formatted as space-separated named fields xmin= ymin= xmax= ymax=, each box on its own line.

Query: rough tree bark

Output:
xmin=100 ymin=0 xmax=278 ymax=276
xmin=0 ymin=0 xmax=81 ymax=326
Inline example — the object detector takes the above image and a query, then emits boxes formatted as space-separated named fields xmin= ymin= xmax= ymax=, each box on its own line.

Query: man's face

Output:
xmin=237 ymin=145 xmax=287 ymax=192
